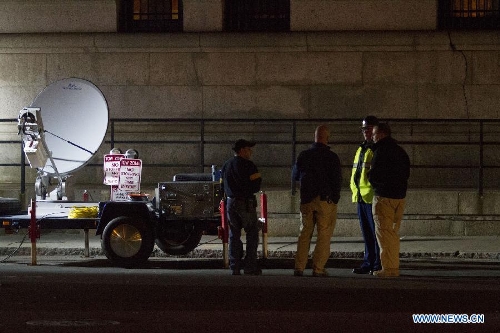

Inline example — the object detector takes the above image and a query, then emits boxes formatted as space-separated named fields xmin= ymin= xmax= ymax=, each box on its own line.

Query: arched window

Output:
xmin=118 ymin=0 xmax=182 ymax=32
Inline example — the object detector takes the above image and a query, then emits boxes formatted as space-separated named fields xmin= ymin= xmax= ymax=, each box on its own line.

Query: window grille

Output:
xmin=439 ymin=0 xmax=500 ymax=29
xmin=118 ymin=0 xmax=182 ymax=32
xmin=224 ymin=0 xmax=290 ymax=32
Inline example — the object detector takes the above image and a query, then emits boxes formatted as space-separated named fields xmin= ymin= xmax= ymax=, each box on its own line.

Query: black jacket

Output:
xmin=368 ymin=136 xmax=410 ymax=199
xmin=293 ymin=142 xmax=342 ymax=204
xmin=222 ymin=156 xmax=261 ymax=198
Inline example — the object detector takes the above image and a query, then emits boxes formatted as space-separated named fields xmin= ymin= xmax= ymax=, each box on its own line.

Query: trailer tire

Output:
xmin=155 ymin=222 xmax=203 ymax=255
xmin=101 ymin=216 xmax=154 ymax=267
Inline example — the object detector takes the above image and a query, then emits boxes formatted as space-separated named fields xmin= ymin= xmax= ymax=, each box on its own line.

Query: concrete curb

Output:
xmin=1 ymin=247 xmax=499 ymax=261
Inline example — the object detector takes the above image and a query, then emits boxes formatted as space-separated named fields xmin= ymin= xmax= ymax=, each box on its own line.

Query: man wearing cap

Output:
xmin=221 ymin=139 xmax=262 ymax=275
xmin=350 ymin=116 xmax=381 ymax=275
xmin=292 ymin=125 xmax=342 ymax=277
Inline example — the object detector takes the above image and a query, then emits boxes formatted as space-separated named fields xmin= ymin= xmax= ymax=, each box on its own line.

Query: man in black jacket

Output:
xmin=369 ymin=123 xmax=410 ymax=277
xmin=222 ymin=139 xmax=262 ymax=276
xmin=292 ymin=125 xmax=342 ymax=277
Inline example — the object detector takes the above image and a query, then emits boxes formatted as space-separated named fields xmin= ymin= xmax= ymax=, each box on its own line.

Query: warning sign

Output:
xmin=103 ymin=154 xmax=142 ymax=201
xmin=118 ymin=158 xmax=142 ymax=192
xmin=103 ymin=154 xmax=124 ymax=185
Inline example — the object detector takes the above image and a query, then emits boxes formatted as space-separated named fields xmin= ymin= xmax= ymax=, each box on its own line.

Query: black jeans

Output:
xmin=226 ymin=197 xmax=260 ymax=271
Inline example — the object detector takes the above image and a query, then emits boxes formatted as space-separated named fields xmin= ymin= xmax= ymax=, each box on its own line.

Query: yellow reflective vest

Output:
xmin=350 ymin=144 xmax=375 ymax=204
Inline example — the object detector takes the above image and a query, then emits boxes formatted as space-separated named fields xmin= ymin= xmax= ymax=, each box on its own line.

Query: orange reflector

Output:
xmin=3 ymin=221 xmax=10 ymax=226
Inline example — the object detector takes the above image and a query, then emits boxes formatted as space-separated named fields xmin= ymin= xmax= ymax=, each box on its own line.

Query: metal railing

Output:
xmin=2 ymin=118 xmax=500 ymax=197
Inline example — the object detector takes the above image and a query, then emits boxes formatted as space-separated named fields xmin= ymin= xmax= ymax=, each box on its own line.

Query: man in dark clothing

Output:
xmin=369 ymin=123 xmax=410 ymax=277
xmin=292 ymin=125 xmax=342 ymax=277
xmin=221 ymin=139 xmax=262 ymax=275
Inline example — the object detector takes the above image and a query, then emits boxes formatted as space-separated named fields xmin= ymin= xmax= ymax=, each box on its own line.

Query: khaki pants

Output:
xmin=295 ymin=196 xmax=337 ymax=273
xmin=372 ymin=196 xmax=406 ymax=270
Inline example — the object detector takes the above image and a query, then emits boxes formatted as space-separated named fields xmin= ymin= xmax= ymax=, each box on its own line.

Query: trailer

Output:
xmin=0 ymin=78 xmax=236 ymax=267
xmin=1 ymin=179 xmax=227 ymax=267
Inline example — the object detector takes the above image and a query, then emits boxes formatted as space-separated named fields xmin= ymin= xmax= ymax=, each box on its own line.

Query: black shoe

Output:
xmin=312 ymin=270 xmax=329 ymax=277
xmin=293 ymin=270 xmax=303 ymax=277
xmin=244 ymin=268 xmax=262 ymax=276
xmin=352 ymin=267 xmax=371 ymax=274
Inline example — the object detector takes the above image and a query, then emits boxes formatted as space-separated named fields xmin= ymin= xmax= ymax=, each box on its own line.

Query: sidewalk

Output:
xmin=1 ymin=231 xmax=499 ymax=261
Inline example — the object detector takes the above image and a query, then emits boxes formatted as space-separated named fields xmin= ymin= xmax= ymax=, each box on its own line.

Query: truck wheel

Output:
xmin=101 ymin=216 xmax=154 ymax=267
xmin=155 ymin=222 xmax=203 ymax=255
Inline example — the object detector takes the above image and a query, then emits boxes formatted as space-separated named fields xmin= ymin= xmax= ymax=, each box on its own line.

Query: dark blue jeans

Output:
xmin=357 ymin=202 xmax=381 ymax=270
xmin=227 ymin=197 xmax=260 ymax=271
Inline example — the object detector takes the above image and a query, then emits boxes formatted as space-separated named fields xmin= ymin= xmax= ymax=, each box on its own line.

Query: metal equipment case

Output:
xmin=158 ymin=181 xmax=222 ymax=219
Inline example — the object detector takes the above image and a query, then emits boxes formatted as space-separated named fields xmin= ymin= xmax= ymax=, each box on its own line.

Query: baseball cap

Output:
xmin=361 ymin=116 xmax=379 ymax=129
xmin=232 ymin=139 xmax=256 ymax=152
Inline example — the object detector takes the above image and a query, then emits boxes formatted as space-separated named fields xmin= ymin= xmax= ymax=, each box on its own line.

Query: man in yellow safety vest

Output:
xmin=350 ymin=116 xmax=381 ymax=275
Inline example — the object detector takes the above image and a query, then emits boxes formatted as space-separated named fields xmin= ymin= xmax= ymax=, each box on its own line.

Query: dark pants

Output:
xmin=357 ymin=202 xmax=381 ymax=270
xmin=227 ymin=197 xmax=260 ymax=271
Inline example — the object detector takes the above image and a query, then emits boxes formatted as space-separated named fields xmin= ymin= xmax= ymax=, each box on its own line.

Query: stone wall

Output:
xmin=2 ymin=31 xmax=500 ymax=121
xmin=291 ymin=0 xmax=436 ymax=31
xmin=1 ymin=31 xmax=500 ymax=195
xmin=0 ymin=1 xmax=499 ymax=200
xmin=0 ymin=0 xmax=116 ymax=33
xmin=0 ymin=1 xmax=435 ymax=33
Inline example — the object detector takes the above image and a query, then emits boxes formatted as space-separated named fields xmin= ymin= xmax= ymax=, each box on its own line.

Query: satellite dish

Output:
xmin=30 ymin=78 xmax=109 ymax=175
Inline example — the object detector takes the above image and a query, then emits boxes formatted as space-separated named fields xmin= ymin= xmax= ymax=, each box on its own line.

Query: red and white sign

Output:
xmin=118 ymin=158 xmax=142 ymax=192
xmin=103 ymin=154 xmax=125 ymax=185
xmin=104 ymin=154 xmax=142 ymax=201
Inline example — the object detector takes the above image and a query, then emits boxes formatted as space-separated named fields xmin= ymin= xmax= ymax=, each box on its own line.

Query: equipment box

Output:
xmin=158 ymin=181 xmax=222 ymax=219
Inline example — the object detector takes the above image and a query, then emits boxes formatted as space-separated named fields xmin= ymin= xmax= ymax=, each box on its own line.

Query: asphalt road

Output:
xmin=1 ymin=257 xmax=499 ymax=333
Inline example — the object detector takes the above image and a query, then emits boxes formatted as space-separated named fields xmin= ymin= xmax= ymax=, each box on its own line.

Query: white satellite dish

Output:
xmin=30 ymin=78 xmax=109 ymax=175
xmin=18 ymin=78 xmax=109 ymax=200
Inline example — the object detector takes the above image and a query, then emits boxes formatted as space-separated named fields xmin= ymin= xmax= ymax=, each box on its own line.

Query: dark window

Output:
xmin=224 ymin=0 xmax=290 ymax=32
xmin=439 ymin=0 xmax=500 ymax=29
xmin=118 ymin=0 xmax=182 ymax=32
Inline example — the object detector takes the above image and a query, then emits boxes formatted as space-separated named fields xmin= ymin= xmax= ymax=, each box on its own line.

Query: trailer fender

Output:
xmin=96 ymin=201 xmax=154 ymax=235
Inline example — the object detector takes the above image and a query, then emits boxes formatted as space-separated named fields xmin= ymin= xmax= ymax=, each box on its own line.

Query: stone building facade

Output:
xmin=0 ymin=1 xmax=499 ymax=207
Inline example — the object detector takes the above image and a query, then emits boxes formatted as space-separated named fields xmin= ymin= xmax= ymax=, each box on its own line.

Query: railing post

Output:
xmin=110 ymin=119 xmax=115 ymax=150
xmin=200 ymin=119 xmax=205 ymax=173
xmin=478 ymin=121 xmax=484 ymax=215
xmin=291 ymin=121 xmax=297 ymax=195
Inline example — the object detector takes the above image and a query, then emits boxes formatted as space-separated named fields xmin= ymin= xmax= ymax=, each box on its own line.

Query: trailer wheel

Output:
xmin=101 ymin=216 xmax=154 ymax=267
xmin=155 ymin=222 xmax=203 ymax=255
